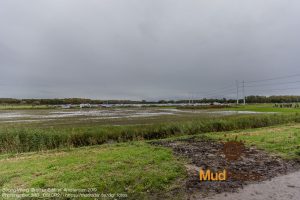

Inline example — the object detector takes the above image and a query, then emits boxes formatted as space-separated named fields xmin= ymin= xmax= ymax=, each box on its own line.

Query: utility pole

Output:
xmin=191 ymin=93 xmax=194 ymax=104
xmin=236 ymin=80 xmax=239 ymax=105
xmin=243 ymin=80 xmax=246 ymax=105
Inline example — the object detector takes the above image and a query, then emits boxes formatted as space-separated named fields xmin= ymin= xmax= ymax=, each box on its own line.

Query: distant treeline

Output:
xmin=0 ymin=98 xmax=142 ymax=105
xmin=0 ymin=98 xmax=234 ymax=105
xmin=1 ymin=95 xmax=300 ymax=105
xmin=245 ymin=96 xmax=300 ymax=103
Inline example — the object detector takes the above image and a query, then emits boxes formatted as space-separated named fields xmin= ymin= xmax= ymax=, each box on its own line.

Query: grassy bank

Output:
xmin=0 ymin=142 xmax=186 ymax=199
xmin=1 ymin=113 xmax=300 ymax=153
xmin=205 ymin=123 xmax=300 ymax=159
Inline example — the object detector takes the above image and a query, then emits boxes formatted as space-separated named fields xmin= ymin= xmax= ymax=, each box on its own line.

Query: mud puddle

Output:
xmin=150 ymin=137 xmax=300 ymax=199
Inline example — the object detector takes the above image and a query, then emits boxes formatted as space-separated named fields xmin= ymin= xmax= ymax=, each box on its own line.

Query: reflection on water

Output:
xmin=0 ymin=109 xmax=272 ymax=123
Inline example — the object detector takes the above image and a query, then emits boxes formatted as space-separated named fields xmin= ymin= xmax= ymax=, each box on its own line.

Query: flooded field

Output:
xmin=0 ymin=108 xmax=269 ymax=125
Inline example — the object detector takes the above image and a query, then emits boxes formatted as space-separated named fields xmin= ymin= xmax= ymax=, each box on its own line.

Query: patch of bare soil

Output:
xmin=150 ymin=137 xmax=300 ymax=199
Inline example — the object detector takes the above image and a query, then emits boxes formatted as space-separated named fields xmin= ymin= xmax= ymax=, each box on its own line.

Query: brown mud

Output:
xmin=150 ymin=136 xmax=300 ymax=199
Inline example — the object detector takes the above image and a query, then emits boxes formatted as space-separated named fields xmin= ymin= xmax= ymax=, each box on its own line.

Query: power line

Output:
xmin=191 ymin=84 xmax=236 ymax=97
xmin=189 ymin=73 xmax=300 ymax=101
xmin=244 ymin=80 xmax=300 ymax=88
xmin=245 ymin=73 xmax=300 ymax=83
xmin=236 ymin=80 xmax=239 ymax=104
xmin=242 ymin=80 xmax=245 ymax=105
xmin=198 ymin=85 xmax=238 ymax=99
xmin=245 ymin=86 xmax=300 ymax=93
xmin=241 ymin=74 xmax=300 ymax=102
xmin=196 ymin=87 xmax=237 ymax=98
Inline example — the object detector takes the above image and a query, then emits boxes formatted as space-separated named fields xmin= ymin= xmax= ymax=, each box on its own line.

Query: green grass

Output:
xmin=205 ymin=123 xmax=300 ymax=159
xmin=2 ymin=104 xmax=300 ymax=199
xmin=1 ymin=114 xmax=300 ymax=153
xmin=0 ymin=142 xmax=186 ymax=199
xmin=0 ymin=105 xmax=54 ymax=110
xmin=1 ymin=115 xmax=300 ymax=199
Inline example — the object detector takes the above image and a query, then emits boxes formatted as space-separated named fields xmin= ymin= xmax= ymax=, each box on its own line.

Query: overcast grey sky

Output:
xmin=1 ymin=0 xmax=300 ymax=100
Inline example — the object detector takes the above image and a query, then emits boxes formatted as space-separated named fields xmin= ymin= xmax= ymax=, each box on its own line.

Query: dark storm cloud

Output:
xmin=1 ymin=0 xmax=300 ymax=100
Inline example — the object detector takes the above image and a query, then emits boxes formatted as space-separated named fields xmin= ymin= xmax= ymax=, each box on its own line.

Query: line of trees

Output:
xmin=0 ymin=98 xmax=152 ymax=105
xmin=1 ymin=95 xmax=300 ymax=105
xmin=245 ymin=95 xmax=300 ymax=103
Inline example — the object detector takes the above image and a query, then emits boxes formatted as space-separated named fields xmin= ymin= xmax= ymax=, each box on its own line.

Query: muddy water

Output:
xmin=151 ymin=137 xmax=300 ymax=199
xmin=205 ymin=171 xmax=300 ymax=200
xmin=0 ymin=109 xmax=176 ymax=123
xmin=0 ymin=108 xmax=270 ymax=123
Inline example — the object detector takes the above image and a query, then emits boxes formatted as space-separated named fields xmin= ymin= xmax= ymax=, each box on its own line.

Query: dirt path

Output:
xmin=151 ymin=136 xmax=300 ymax=199
xmin=204 ymin=170 xmax=300 ymax=200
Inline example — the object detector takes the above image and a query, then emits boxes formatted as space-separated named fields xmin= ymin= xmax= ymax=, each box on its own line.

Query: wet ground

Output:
xmin=0 ymin=108 xmax=175 ymax=123
xmin=206 ymin=170 xmax=300 ymax=200
xmin=0 ymin=108 xmax=270 ymax=123
xmin=151 ymin=137 xmax=300 ymax=199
